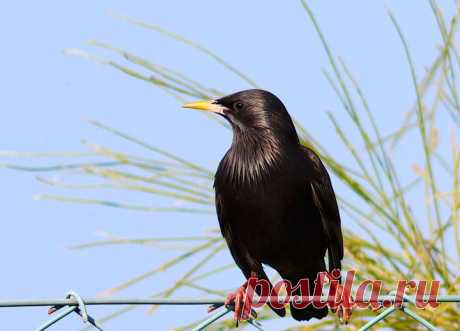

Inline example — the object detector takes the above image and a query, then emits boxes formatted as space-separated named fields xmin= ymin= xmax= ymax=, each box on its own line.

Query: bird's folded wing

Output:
xmin=215 ymin=194 xmax=286 ymax=317
xmin=305 ymin=148 xmax=344 ymax=273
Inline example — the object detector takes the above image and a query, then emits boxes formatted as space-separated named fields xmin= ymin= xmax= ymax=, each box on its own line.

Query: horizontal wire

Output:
xmin=0 ymin=295 xmax=459 ymax=308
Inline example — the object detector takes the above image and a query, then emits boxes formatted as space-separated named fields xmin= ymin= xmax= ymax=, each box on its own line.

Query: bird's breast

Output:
xmin=215 ymin=172 xmax=326 ymax=271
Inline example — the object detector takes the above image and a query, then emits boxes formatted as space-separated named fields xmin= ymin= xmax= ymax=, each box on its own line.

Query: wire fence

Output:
xmin=1 ymin=291 xmax=458 ymax=331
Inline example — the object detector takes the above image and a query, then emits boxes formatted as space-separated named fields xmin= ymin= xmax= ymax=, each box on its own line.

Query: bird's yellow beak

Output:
xmin=182 ymin=100 xmax=225 ymax=115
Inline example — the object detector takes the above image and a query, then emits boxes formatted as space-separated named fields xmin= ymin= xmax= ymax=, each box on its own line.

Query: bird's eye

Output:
xmin=234 ymin=102 xmax=244 ymax=111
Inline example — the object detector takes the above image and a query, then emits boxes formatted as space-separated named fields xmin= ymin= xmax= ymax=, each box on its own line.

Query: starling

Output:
xmin=183 ymin=89 xmax=347 ymax=323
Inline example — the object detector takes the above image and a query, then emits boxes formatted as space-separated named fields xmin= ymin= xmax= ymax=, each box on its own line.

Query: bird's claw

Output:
xmin=225 ymin=286 xmax=247 ymax=325
xmin=207 ymin=282 xmax=257 ymax=326
xmin=370 ymin=302 xmax=383 ymax=312
xmin=332 ymin=284 xmax=352 ymax=324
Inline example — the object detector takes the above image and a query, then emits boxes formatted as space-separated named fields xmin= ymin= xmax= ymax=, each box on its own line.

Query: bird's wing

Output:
xmin=215 ymin=193 xmax=286 ymax=317
xmin=215 ymin=193 xmax=254 ymax=278
xmin=304 ymin=147 xmax=344 ymax=273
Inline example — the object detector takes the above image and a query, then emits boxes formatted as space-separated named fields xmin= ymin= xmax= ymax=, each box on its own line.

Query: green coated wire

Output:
xmin=38 ymin=291 xmax=106 ymax=331
xmin=191 ymin=307 xmax=232 ymax=331
xmin=0 ymin=293 xmax=458 ymax=330
xmin=35 ymin=306 xmax=77 ymax=331
xmin=402 ymin=307 xmax=441 ymax=331
xmin=1 ymin=295 xmax=458 ymax=307
xmin=357 ymin=292 xmax=451 ymax=331
xmin=190 ymin=307 xmax=265 ymax=331
xmin=358 ymin=306 xmax=397 ymax=331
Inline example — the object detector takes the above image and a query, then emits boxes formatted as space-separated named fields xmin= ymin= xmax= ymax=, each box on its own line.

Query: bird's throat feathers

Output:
xmin=216 ymin=129 xmax=295 ymax=187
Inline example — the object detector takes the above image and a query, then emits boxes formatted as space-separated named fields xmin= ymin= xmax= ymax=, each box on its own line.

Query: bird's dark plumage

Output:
xmin=187 ymin=89 xmax=344 ymax=321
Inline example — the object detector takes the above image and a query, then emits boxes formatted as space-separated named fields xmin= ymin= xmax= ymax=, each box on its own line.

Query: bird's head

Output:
xmin=183 ymin=89 xmax=299 ymax=145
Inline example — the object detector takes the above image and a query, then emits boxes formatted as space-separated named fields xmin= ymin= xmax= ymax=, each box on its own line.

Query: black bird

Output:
xmin=183 ymin=89 xmax=346 ymax=322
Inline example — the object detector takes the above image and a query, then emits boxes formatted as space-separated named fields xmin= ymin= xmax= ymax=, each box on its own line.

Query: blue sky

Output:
xmin=0 ymin=1 xmax=457 ymax=330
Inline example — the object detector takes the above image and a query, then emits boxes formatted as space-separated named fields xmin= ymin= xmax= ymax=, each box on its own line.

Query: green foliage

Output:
xmin=2 ymin=1 xmax=460 ymax=329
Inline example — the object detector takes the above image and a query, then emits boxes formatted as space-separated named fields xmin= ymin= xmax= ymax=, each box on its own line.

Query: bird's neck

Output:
xmin=217 ymin=129 xmax=296 ymax=187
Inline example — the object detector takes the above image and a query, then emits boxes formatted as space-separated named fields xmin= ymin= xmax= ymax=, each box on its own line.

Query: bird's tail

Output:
xmin=286 ymin=272 xmax=328 ymax=321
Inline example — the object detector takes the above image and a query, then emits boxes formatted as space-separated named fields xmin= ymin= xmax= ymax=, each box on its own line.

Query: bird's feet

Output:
xmin=332 ymin=284 xmax=353 ymax=324
xmin=208 ymin=272 xmax=257 ymax=326
xmin=226 ymin=285 xmax=249 ymax=324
